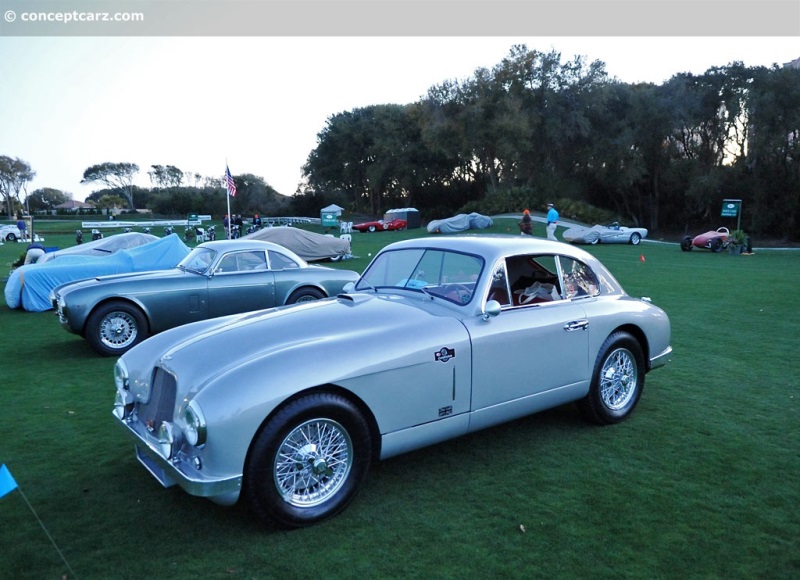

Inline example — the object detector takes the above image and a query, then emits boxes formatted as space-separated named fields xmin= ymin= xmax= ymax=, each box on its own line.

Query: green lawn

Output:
xmin=1 ymin=219 xmax=798 ymax=579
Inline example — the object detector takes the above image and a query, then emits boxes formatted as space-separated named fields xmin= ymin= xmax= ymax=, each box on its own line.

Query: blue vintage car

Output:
xmin=112 ymin=235 xmax=672 ymax=527
xmin=51 ymin=239 xmax=359 ymax=356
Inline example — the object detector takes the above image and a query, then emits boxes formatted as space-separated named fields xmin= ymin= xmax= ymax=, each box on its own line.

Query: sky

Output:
xmin=1 ymin=35 xmax=799 ymax=203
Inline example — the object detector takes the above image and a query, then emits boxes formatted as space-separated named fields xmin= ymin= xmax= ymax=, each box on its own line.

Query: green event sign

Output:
xmin=721 ymin=199 xmax=741 ymax=217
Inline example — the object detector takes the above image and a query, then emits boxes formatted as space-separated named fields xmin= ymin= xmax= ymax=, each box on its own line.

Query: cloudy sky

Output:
xmin=1 ymin=32 xmax=798 ymax=202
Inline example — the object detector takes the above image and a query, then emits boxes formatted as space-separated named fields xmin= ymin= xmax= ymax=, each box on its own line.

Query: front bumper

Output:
xmin=114 ymin=413 xmax=242 ymax=501
xmin=649 ymin=346 xmax=672 ymax=371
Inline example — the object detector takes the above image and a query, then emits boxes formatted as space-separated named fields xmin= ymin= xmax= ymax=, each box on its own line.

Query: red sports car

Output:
xmin=352 ymin=218 xmax=407 ymax=233
xmin=681 ymin=227 xmax=730 ymax=252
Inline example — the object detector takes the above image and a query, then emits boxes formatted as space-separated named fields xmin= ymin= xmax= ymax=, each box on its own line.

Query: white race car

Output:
xmin=562 ymin=222 xmax=647 ymax=245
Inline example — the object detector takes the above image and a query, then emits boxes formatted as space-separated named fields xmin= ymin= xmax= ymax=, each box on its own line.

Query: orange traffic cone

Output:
xmin=640 ymin=254 xmax=646 ymax=262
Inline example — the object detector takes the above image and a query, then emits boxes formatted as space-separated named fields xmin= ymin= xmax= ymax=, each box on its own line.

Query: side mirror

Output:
xmin=482 ymin=300 xmax=502 ymax=319
xmin=342 ymin=282 xmax=356 ymax=293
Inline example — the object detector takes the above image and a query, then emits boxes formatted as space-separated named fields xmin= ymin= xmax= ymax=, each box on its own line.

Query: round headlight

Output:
xmin=182 ymin=400 xmax=207 ymax=448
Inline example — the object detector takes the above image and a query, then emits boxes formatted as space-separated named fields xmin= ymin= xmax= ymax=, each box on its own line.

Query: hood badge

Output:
xmin=435 ymin=347 xmax=455 ymax=363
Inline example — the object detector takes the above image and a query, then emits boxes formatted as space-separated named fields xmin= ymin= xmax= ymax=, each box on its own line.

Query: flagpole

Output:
xmin=225 ymin=159 xmax=232 ymax=238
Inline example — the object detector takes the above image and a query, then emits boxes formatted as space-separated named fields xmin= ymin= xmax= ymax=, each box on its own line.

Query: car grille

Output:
xmin=137 ymin=367 xmax=177 ymax=428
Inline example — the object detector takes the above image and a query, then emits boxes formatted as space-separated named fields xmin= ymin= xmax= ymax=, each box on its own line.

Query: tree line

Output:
xmin=301 ymin=45 xmax=800 ymax=239
xmin=3 ymin=45 xmax=799 ymax=239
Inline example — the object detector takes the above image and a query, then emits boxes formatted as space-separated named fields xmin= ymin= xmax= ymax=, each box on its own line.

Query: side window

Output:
xmin=507 ymin=254 xmax=562 ymax=306
xmin=238 ymin=251 xmax=267 ymax=271
xmin=268 ymin=250 xmax=300 ymax=270
xmin=215 ymin=251 xmax=267 ymax=273
xmin=215 ymin=253 xmax=239 ymax=274
xmin=558 ymin=257 xmax=600 ymax=298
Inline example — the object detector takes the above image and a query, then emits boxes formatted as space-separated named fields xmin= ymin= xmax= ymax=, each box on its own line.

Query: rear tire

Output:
xmin=85 ymin=301 xmax=149 ymax=356
xmin=244 ymin=393 xmax=372 ymax=528
xmin=710 ymin=237 xmax=723 ymax=252
xmin=629 ymin=232 xmax=642 ymax=245
xmin=578 ymin=331 xmax=645 ymax=425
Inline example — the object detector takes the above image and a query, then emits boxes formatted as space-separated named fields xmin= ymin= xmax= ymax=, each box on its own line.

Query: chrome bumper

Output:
xmin=649 ymin=346 xmax=672 ymax=370
xmin=114 ymin=413 xmax=242 ymax=500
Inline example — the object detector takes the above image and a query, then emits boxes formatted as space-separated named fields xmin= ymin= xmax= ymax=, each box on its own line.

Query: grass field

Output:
xmin=1 ymin=218 xmax=798 ymax=579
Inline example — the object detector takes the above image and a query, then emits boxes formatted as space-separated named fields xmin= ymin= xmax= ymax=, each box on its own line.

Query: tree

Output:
xmin=81 ymin=162 xmax=139 ymax=210
xmin=26 ymin=187 xmax=70 ymax=212
xmin=0 ymin=155 xmax=36 ymax=218
xmin=148 ymin=164 xmax=184 ymax=190
xmin=747 ymin=64 xmax=800 ymax=239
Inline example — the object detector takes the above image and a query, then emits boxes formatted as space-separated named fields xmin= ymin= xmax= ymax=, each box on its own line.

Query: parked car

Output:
xmin=0 ymin=224 xmax=44 ymax=242
xmin=352 ymin=218 xmax=407 ymax=232
xmin=242 ymin=226 xmax=350 ymax=261
xmin=680 ymin=227 xmax=730 ymax=252
xmin=37 ymin=232 xmax=159 ymax=264
xmin=562 ymin=222 xmax=648 ymax=245
xmin=6 ymin=234 xmax=190 ymax=312
xmin=52 ymin=239 xmax=360 ymax=356
xmin=112 ymin=235 xmax=672 ymax=528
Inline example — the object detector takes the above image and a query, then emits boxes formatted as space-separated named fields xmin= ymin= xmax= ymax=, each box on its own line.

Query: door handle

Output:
xmin=564 ymin=319 xmax=589 ymax=331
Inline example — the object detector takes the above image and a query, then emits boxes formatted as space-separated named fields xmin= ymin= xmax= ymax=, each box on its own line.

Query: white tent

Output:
xmin=321 ymin=204 xmax=344 ymax=215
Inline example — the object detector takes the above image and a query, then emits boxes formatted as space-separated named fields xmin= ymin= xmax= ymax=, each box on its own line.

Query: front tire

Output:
xmin=245 ymin=393 xmax=372 ymax=528
xmin=680 ymin=236 xmax=693 ymax=251
xmin=85 ymin=301 xmax=149 ymax=356
xmin=578 ymin=331 xmax=645 ymax=425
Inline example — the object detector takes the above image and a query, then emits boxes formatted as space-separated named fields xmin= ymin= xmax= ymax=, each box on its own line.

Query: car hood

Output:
xmin=56 ymin=267 xmax=195 ymax=295
xmin=123 ymin=291 xmax=469 ymax=401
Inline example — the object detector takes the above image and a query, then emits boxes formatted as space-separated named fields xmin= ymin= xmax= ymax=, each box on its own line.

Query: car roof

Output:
xmin=196 ymin=239 xmax=308 ymax=264
xmin=380 ymin=234 xmax=599 ymax=264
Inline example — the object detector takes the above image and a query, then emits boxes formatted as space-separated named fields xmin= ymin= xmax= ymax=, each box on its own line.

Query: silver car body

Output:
xmin=562 ymin=222 xmax=648 ymax=245
xmin=113 ymin=235 xmax=671 ymax=519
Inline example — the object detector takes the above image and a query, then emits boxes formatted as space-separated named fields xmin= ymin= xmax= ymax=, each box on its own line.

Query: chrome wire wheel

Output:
xmin=599 ymin=347 xmax=638 ymax=411
xmin=274 ymin=418 xmax=353 ymax=508
xmin=99 ymin=310 xmax=138 ymax=350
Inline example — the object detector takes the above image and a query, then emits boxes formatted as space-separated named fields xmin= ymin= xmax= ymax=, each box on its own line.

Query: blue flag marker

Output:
xmin=0 ymin=464 xmax=19 ymax=498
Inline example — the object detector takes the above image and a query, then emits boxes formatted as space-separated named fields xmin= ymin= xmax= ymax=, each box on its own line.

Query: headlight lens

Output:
xmin=182 ymin=400 xmax=207 ymax=448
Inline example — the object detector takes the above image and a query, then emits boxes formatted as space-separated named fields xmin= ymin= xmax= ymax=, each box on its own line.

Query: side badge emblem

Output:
xmin=435 ymin=347 xmax=455 ymax=363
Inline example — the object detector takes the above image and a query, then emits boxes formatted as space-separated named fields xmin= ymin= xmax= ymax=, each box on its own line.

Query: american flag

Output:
xmin=225 ymin=164 xmax=237 ymax=197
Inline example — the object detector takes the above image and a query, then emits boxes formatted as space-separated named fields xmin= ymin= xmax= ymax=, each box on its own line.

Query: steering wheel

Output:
xmin=443 ymin=284 xmax=472 ymax=304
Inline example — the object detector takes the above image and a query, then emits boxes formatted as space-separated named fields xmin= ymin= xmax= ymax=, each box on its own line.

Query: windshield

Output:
xmin=178 ymin=247 xmax=217 ymax=274
xmin=356 ymin=247 xmax=484 ymax=305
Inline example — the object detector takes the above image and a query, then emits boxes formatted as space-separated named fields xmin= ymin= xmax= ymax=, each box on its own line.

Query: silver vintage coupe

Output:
xmin=113 ymin=235 xmax=672 ymax=527
xmin=52 ymin=239 xmax=359 ymax=356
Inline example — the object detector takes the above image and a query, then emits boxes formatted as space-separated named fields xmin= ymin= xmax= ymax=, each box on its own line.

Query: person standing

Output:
xmin=546 ymin=203 xmax=559 ymax=241
xmin=17 ymin=216 xmax=27 ymax=241
xmin=518 ymin=209 xmax=533 ymax=235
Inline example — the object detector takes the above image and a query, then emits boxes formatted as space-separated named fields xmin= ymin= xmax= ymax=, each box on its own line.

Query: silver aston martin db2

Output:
xmin=113 ymin=235 xmax=672 ymax=527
